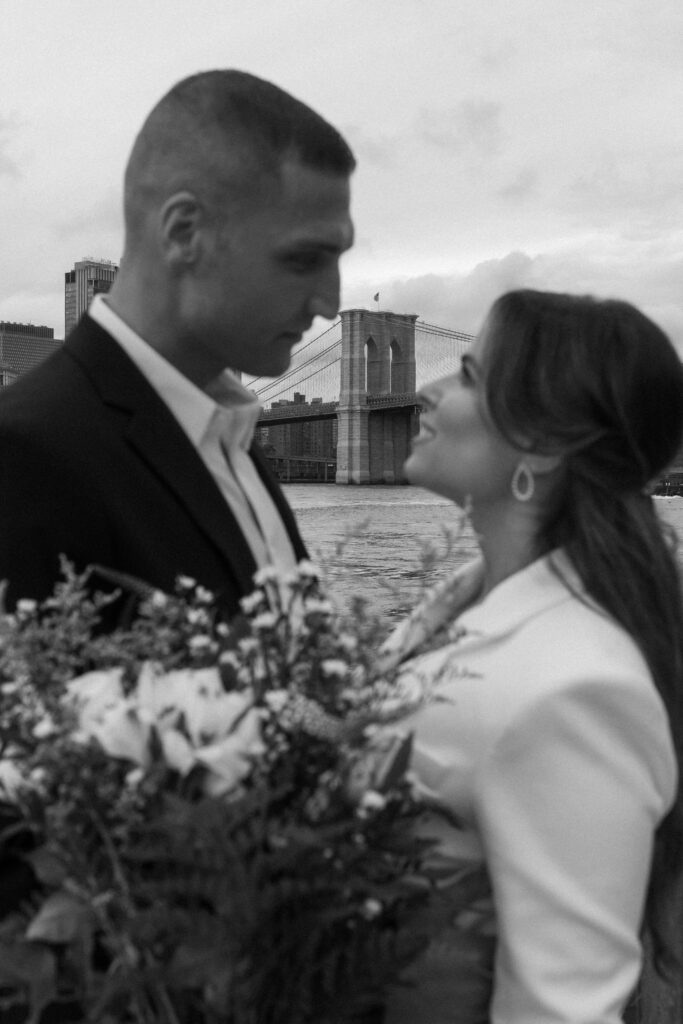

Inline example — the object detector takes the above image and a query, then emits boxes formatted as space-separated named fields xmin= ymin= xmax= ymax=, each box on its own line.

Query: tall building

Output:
xmin=0 ymin=322 xmax=62 ymax=386
xmin=64 ymin=257 xmax=118 ymax=336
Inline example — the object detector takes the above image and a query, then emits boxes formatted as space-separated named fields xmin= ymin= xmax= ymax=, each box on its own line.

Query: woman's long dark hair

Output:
xmin=481 ymin=289 xmax=683 ymax=978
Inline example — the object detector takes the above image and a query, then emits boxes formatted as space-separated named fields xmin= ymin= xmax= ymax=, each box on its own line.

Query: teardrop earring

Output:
xmin=511 ymin=461 xmax=535 ymax=502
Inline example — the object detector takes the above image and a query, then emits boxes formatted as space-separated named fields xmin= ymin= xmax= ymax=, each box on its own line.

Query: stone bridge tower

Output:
xmin=336 ymin=309 xmax=418 ymax=484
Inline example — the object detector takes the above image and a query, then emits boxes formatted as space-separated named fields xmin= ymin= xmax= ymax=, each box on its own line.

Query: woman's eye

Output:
xmin=459 ymin=359 xmax=475 ymax=385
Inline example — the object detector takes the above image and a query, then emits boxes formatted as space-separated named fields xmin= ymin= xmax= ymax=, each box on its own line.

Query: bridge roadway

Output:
xmin=257 ymin=391 xmax=420 ymax=426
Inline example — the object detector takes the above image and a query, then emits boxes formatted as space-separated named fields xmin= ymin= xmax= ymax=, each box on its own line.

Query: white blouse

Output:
xmin=381 ymin=551 xmax=676 ymax=1024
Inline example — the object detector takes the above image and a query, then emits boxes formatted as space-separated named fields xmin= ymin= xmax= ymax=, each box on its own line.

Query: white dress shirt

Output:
xmin=381 ymin=551 xmax=676 ymax=1024
xmin=88 ymin=295 xmax=297 ymax=574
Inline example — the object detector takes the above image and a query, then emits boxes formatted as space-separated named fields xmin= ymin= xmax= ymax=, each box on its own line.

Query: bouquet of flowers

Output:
xmin=0 ymin=560 xmax=482 ymax=1024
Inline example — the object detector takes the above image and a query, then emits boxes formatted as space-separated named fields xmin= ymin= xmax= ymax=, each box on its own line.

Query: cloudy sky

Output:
xmin=2 ymin=0 xmax=683 ymax=354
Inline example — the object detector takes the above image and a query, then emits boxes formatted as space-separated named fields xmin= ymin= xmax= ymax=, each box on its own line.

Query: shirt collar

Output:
xmin=88 ymin=295 xmax=261 ymax=450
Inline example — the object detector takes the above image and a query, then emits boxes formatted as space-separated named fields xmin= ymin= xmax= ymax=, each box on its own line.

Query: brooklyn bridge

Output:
xmin=252 ymin=308 xmax=474 ymax=484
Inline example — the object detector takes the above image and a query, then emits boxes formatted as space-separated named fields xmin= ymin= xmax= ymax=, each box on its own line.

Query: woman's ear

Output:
xmin=525 ymin=451 xmax=564 ymax=478
xmin=158 ymin=191 xmax=203 ymax=268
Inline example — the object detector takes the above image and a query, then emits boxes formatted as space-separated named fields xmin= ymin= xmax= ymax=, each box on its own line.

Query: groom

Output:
xmin=0 ymin=71 xmax=355 ymax=616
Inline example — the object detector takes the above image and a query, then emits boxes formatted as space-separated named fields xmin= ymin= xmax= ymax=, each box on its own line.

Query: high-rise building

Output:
xmin=0 ymin=322 xmax=62 ymax=386
xmin=64 ymin=257 xmax=118 ymax=336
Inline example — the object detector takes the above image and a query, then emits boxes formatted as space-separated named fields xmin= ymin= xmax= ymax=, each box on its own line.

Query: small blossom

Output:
xmin=150 ymin=590 xmax=168 ymax=608
xmin=359 ymin=790 xmax=387 ymax=813
xmin=321 ymin=659 xmax=349 ymax=679
xmin=187 ymin=608 xmax=209 ymax=626
xmin=304 ymin=598 xmax=334 ymax=616
xmin=0 ymin=759 xmax=24 ymax=800
xmin=337 ymin=633 xmax=358 ymax=653
xmin=188 ymin=635 xmax=213 ymax=651
xmin=360 ymin=898 xmax=383 ymax=920
xmin=296 ymin=560 xmax=321 ymax=579
xmin=194 ymin=586 xmax=214 ymax=604
xmin=219 ymin=651 xmax=240 ymax=669
xmin=125 ymin=767 xmax=145 ymax=788
xmin=1 ymin=681 xmax=20 ymax=695
xmin=253 ymin=566 xmax=282 ymax=587
xmin=251 ymin=612 xmax=278 ymax=631
xmin=16 ymin=599 xmax=37 ymax=615
xmin=177 ymin=575 xmax=197 ymax=590
xmin=240 ymin=591 xmax=265 ymax=614
xmin=238 ymin=638 xmax=260 ymax=657
xmin=264 ymin=689 xmax=289 ymax=713
xmin=33 ymin=716 xmax=57 ymax=740
xmin=29 ymin=766 xmax=47 ymax=787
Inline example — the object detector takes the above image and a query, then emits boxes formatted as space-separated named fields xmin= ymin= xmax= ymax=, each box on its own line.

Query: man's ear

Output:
xmin=159 ymin=191 xmax=203 ymax=268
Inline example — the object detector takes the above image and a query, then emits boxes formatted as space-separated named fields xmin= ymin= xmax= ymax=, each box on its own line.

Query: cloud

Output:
xmin=417 ymin=99 xmax=504 ymax=156
xmin=498 ymin=167 xmax=538 ymax=202
xmin=0 ymin=115 xmax=20 ymax=178
xmin=54 ymin=189 xmax=123 ymax=242
xmin=347 ymin=244 xmax=683 ymax=356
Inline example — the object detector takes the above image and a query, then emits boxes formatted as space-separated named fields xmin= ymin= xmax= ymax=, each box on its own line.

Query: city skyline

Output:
xmin=2 ymin=1 xmax=683 ymax=356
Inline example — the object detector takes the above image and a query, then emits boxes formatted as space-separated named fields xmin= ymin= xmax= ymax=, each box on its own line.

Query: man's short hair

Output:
xmin=123 ymin=70 xmax=355 ymax=240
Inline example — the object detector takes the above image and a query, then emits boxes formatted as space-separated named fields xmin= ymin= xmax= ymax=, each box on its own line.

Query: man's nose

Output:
xmin=307 ymin=267 xmax=341 ymax=321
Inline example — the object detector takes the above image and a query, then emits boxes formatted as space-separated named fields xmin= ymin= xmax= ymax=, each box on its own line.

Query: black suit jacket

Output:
xmin=0 ymin=315 xmax=307 ymax=615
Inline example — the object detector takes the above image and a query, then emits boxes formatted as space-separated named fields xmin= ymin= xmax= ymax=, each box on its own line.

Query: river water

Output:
xmin=283 ymin=483 xmax=683 ymax=623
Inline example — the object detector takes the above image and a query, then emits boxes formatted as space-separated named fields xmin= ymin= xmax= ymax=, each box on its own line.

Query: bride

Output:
xmin=379 ymin=289 xmax=683 ymax=1024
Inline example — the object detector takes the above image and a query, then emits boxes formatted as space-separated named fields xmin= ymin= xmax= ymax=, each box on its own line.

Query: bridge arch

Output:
xmin=336 ymin=309 xmax=418 ymax=484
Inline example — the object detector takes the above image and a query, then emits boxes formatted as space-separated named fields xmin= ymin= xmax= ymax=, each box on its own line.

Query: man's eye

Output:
xmin=287 ymin=253 xmax=321 ymax=272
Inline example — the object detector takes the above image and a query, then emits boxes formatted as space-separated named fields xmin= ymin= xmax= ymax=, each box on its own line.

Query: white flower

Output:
xmin=0 ymin=759 xmax=24 ymax=800
xmin=253 ymin=566 xmax=282 ymax=587
xmin=90 ymin=705 xmax=152 ymax=767
xmin=251 ymin=612 xmax=278 ymax=631
xmin=135 ymin=661 xmax=183 ymax=725
xmin=125 ymin=767 xmax=145 ymax=788
xmin=150 ymin=590 xmax=168 ymax=608
xmin=238 ymin=638 xmax=260 ymax=657
xmin=337 ymin=633 xmax=358 ymax=653
xmin=33 ymin=715 xmax=57 ymax=739
xmin=219 ymin=651 xmax=240 ymax=669
xmin=1 ymin=681 xmax=20 ymax=695
xmin=196 ymin=707 xmax=265 ymax=796
xmin=16 ymin=599 xmax=37 ymax=615
xmin=303 ymin=598 xmax=334 ymax=616
xmin=296 ymin=560 xmax=321 ymax=579
xmin=177 ymin=575 xmax=197 ymax=590
xmin=194 ymin=586 xmax=214 ymax=604
xmin=361 ymin=898 xmax=383 ymax=920
xmin=240 ymin=591 xmax=265 ymax=615
xmin=65 ymin=668 xmax=126 ymax=726
xmin=140 ymin=665 xmax=252 ymax=747
xmin=321 ymin=659 xmax=349 ymax=679
xmin=359 ymin=790 xmax=387 ymax=812
xmin=264 ymin=688 xmax=289 ymax=713
xmin=188 ymin=635 xmax=213 ymax=651
xmin=184 ymin=687 xmax=254 ymax=747
xmin=160 ymin=728 xmax=196 ymax=775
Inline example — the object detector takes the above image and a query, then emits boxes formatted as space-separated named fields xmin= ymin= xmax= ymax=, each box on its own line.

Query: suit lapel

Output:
xmin=64 ymin=317 xmax=259 ymax=593
xmin=250 ymin=443 xmax=308 ymax=561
